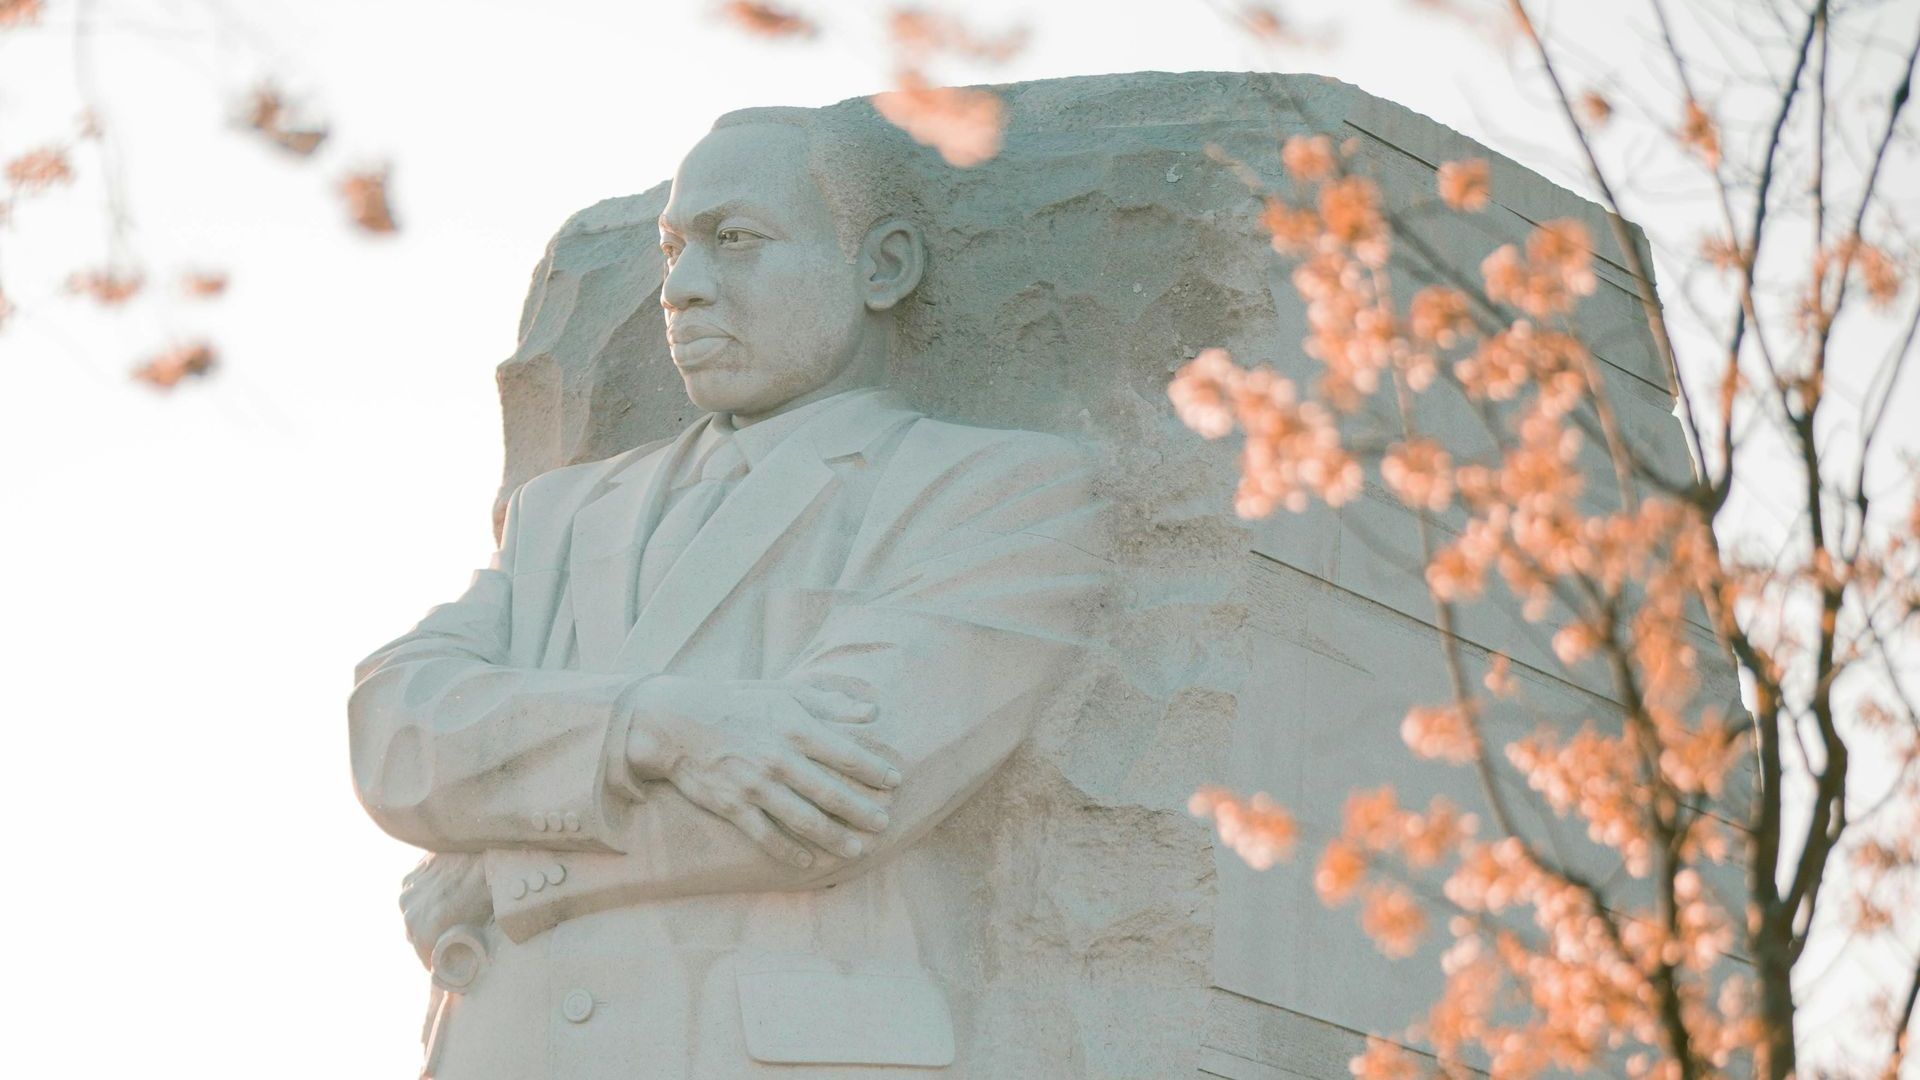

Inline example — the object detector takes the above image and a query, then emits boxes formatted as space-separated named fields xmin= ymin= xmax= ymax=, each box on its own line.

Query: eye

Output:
xmin=717 ymin=227 xmax=763 ymax=247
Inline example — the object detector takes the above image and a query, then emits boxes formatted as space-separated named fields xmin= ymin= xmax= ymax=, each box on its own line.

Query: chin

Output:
xmin=680 ymin=369 xmax=776 ymax=416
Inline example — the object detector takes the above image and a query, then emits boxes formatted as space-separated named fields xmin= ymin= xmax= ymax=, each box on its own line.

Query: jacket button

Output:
xmin=546 ymin=812 xmax=564 ymax=832
xmin=561 ymin=988 xmax=594 ymax=1023
xmin=562 ymin=811 xmax=580 ymax=832
xmin=532 ymin=812 xmax=548 ymax=832
xmin=545 ymin=863 xmax=567 ymax=886
xmin=509 ymin=878 xmax=527 ymax=900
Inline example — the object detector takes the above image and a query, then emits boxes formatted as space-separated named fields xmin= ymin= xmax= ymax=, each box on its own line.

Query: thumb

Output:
xmin=792 ymin=686 xmax=877 ymax=724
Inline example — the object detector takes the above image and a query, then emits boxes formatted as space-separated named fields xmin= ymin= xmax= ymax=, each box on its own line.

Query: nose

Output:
xmin=661 ymin=244 xmax=715 ymax=311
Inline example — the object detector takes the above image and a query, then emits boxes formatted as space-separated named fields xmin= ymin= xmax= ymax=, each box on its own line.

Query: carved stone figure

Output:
xmin=358 ymin=73 xmax=1711 ymax=1079
xmin=349 ymin=105 xmax=1111 ymax=1078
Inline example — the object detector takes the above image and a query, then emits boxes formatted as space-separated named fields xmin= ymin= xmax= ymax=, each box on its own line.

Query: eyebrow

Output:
xmin=657 ymin=198 xmax=771 ymax=236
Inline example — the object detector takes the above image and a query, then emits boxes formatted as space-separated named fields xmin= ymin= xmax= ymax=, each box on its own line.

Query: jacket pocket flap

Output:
xmin=736 ymin=969 xmax=955 ymax=1067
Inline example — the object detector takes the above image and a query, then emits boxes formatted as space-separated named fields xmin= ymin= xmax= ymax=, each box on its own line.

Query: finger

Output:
xmin=751 ymin=783 xmax=870 ymax=859
xmin=791 ymin=686 xmax=878 ymax=724
xmin=782 ymin=757 xmax=890 ymax=833
xmin=795 ymin=725 xmax=901 ymax=790
xmin=406 ymin=909 xmax=437 ymax=966
xmin=726 ymin=805 xmax=816 ymax=870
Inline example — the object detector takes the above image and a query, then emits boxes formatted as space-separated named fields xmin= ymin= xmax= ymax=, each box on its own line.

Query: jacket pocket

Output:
xmin=736 ymin=965 xmax=955 ymax=1067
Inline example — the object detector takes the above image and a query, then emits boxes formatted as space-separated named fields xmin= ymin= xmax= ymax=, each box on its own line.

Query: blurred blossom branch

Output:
xmin=717 ymin=0 xmax=819 ymax=39
xmin=1164 ymin=1 xmax=1920 ymax=1078
xmin=0 ymin=0 xmax=397 ymax=389
xmin=0 ymin=0 xmax=42 ymax=29
xmin=718 ymin=1 xmax=1024 ymax=168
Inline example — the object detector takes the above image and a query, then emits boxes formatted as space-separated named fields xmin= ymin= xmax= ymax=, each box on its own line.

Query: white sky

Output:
xmin=1 ymin=0 xmax=1915 ymax=1074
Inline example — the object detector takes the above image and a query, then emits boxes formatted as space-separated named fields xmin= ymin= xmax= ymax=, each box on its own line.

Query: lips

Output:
xmin=671 ymin=338 xmax=729 ymax=368
xmin=667 ymin=324 xmax=728 ymax=346
xmin=667 ymin=326 xmax=732 ymax=369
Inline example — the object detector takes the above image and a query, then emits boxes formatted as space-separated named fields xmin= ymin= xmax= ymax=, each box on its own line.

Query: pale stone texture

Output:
xmin=486 ymin=72 xmax=1709 ymax=1077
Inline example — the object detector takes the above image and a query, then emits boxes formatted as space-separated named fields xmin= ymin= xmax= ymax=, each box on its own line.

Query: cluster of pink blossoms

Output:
xmin=1173 ymin=133 xmax=1777 ymax=1080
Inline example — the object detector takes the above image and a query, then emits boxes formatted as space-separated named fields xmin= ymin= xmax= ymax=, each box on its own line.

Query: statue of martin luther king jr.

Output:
xmin=349 ymin=103 xmax=1112 ymax=1078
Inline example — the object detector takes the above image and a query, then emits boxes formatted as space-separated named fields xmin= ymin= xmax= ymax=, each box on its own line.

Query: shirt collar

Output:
xmin=712 ymin=385 xmax=888 ymax=470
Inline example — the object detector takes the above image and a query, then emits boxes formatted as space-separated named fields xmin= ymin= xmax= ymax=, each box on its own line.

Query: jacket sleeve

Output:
xmin=348 ymin=478 xmax=644 ymax=854
xmin=485 ymin=429 xmax=1112 ymax=941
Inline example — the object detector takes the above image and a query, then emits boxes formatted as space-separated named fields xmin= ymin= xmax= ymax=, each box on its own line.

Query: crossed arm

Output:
xmin=350 ymin=433 xmax=1110 ymax=946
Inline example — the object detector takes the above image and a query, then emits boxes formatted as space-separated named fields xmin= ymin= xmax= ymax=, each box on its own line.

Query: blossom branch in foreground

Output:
xmin=1177 ymin=13 xmax=1920 ymax=1063
xmin=716 ymin=4 xmax=1023 ymax=169
xmin=0 ymin=5 xmax=398 ymax=389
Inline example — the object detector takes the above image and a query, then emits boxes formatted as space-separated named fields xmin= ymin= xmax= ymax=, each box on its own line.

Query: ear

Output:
xmin=858 ymin=218 xmax=925 ymax=311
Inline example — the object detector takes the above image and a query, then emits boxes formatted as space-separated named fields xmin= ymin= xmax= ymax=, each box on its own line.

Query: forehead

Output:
xmin=661 ymin=125 xmax=824 ymax=229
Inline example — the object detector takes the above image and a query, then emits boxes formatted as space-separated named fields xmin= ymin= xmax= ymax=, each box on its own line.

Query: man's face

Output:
xmin=658 ymin=125 xmax=868 ymax=417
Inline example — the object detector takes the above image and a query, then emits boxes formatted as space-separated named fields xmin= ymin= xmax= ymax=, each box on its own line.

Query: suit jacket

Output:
xmin=349 ymin=389 xmax=1111 ymax=1078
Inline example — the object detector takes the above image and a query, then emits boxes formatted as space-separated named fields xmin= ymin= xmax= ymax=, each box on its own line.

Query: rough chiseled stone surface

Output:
xmin=495 ymin=72 xmax=1697 ymax=1077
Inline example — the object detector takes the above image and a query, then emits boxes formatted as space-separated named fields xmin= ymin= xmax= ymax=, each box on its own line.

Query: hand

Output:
xmin=399 ymin=852 xmax=492 ymax=968
xmin=626 ymin=676 xmax=901 ymax=869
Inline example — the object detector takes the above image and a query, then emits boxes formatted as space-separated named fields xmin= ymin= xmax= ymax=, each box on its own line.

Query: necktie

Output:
xmin=635 ymin=433 xmax=748 ymax=612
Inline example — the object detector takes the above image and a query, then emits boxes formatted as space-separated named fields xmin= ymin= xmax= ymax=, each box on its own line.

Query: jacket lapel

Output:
xmin=615 ymin=391 xmax=918 ymax=673
xmin=567 ymin=422 xmax=706 ymax=670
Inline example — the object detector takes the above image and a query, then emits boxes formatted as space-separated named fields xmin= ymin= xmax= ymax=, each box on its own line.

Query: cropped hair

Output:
xmin=710 ymin=103 xmax=933 ymax=259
